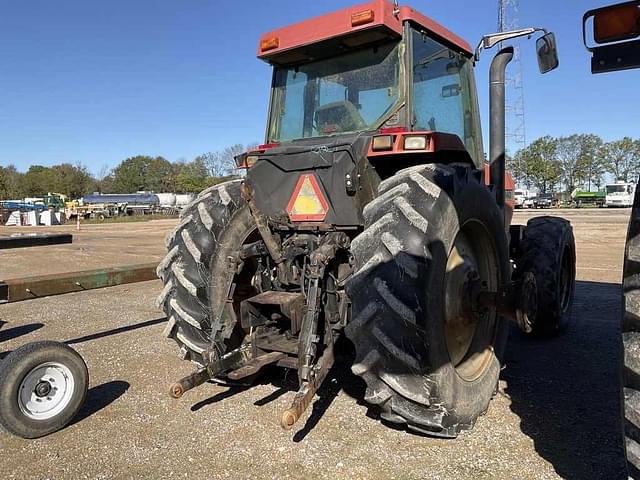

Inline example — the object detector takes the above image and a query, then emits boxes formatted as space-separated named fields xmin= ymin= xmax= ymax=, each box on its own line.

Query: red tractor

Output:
xmin=158 ymin=0 xmax=575 ymax=436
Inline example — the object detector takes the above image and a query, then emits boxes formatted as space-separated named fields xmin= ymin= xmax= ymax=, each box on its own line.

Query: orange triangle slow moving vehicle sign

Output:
xmin=287 ymin=174 xmax=329 ymax=222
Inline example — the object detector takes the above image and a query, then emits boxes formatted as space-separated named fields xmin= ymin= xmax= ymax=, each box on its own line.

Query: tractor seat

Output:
xmin=315 ymin=101 xmax=367 ymax=135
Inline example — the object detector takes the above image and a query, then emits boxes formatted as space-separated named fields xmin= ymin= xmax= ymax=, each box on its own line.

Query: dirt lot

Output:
xmin=0 ymin=210 xmax=630 ymax=479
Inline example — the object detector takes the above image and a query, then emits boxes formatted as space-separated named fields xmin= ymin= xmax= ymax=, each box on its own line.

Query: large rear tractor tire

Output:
xmin=345 ymin=164 xmax=510 ymax=437
xmin=156 ymin=180 xmax=256 ymax=366
xmin=623 ymin=186 xmax=640 ymax=479
xmin=514 ymin=217 xmax=576 ymax=336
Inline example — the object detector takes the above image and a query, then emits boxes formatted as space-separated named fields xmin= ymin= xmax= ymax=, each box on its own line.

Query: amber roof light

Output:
xmin=351 ymin=9 xmax=375 ymax=27
xmin=260 ymin=37 xmax=280 ymax=52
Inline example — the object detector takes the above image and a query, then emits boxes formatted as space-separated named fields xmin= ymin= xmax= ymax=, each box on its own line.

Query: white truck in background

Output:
xmin=605 ymin=181 xmax=635 ymax=207
xmin=514 ymin=189 xmax=534 ymax=208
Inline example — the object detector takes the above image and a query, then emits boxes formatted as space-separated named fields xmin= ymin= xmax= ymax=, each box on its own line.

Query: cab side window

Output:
xmin=412 ymin=30 xmax=481 ymax=164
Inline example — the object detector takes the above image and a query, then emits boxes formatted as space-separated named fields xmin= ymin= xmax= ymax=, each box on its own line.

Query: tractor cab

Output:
xmin=239 ymin=0 xmax=557 ymax=229
xmin=257 ymin=1 xmax=484 ymax=167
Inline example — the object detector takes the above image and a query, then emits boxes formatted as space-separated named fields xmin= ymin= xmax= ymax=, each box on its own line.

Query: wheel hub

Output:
xmin=18 ymin=362 xmax=75 ymax=420
xmin=516 ymin=272 xmax=538 ymax=333
xmin=34 ymin=381 xmax=52 ymax=398
xmin=445 ymin=246 xmax=483 ymax=367
xmin=443 ymin=222 xmax=500 ymax=382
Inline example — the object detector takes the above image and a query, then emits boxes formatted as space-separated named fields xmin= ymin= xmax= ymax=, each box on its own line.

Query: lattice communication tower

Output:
xmin=498 ymin=0 xmax=526 ymax=163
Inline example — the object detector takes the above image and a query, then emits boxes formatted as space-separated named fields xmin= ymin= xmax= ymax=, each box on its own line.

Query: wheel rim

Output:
xmin=559 ymin=245 xmax=572 ymax=313
xmin=444 ymin=220 xmax=500 ymax=382
xmin=18 ymin=362 xmax=75 ymax=421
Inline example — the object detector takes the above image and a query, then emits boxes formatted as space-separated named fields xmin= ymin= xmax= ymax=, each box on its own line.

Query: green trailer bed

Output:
xmin=574 ymin=191 xmax=605 ymax=207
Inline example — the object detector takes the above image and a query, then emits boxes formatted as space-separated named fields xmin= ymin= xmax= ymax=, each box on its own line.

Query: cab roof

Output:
xmin=257 ymin=0 xmax=473 ymax=66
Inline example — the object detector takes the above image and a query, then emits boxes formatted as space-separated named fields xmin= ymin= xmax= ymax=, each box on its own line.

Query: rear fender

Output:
xmin=367 ymin=131 xmax=476 ymax=180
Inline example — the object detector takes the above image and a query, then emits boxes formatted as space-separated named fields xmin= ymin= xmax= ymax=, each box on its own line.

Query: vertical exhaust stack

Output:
xmin=489 ymin=47 xmax=514 ymax=212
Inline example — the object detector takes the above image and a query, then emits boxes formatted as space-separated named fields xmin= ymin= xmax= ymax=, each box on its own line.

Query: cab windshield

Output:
xmin=607 ymin=184 xmax=629 ymax=194
xmin=267 ymin=41 xmax=403 ymax=142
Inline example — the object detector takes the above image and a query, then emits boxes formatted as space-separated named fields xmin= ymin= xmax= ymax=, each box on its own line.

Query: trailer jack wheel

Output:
xmin=0 ymin=341 xmax=88 ymax=439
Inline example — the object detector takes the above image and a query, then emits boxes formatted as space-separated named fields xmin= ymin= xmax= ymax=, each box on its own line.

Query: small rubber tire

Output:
xmin=514 ymin=216 xmax=576 ymax=336
xmin=0 ymin=341 xmax=88 ymax=439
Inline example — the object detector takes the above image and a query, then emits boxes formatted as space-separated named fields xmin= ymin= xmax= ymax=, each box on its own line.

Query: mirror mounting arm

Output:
xmin=475 ymin=27 xmax=548 ymax=61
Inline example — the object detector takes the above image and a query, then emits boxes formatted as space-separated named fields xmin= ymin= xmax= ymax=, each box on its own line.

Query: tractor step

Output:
xmin=227 ymin=352 xmax=286 ymax=380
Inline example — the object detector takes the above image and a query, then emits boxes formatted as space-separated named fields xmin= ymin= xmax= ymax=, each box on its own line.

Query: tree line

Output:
xmin=0 ymin=144 xmax=253 ymax=200
xmin=3 ymin=136 xmax=638 ymax=200
xmin=508 ymin=135 xmax=640 ymax=193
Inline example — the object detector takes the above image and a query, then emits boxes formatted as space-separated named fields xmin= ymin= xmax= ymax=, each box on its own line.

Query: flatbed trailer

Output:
xmin=0 ymin=233 xmax=73 ymax=250
xmin=0 ymin=263 xmax=157 ymax=304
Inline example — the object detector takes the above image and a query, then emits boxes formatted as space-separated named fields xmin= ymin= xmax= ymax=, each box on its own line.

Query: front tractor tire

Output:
xmin=156 ymin=180 xmax=255 ymax=366
xmin=514 ymin=217 xmax=576 ymax=336
xmin=345 ymin=164 xmax=510 ymax=437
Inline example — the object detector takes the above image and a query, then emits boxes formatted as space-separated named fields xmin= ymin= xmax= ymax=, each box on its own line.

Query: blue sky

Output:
xmin=1 ymin=0 xmax=638 ymax=175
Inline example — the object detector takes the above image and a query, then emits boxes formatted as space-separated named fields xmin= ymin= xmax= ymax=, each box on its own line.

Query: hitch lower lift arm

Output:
xmin=281 ymin=232 xmax=350 ymax=429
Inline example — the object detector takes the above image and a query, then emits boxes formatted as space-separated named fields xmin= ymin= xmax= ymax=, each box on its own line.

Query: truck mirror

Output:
xmin=536 ymin=32 xmax=559 ymax=73
xmin=592 ymin=1 xmax=640 ymax=44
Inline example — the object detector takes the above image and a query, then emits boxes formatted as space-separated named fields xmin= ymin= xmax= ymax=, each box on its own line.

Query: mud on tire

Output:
xmin=156 ymin=180 xmax=255 ymax=365
xmin=345 ymin=164 xmax=510 ymax=437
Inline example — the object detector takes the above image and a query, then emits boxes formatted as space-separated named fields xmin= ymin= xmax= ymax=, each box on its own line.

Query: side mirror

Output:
xmin=475 ymin=28 xmax=560 ymax=72
xmin=536 ymin=32 xmax=559 ymax=73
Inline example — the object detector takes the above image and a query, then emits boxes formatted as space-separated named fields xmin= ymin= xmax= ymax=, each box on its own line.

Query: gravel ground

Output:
xmin=0 ymin=220 xmax=174 ymax=279
xmin=0 ymin=210 xmax=630 ymax=479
